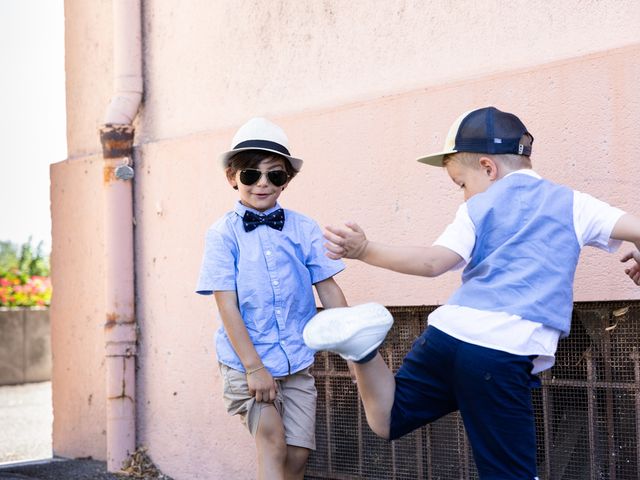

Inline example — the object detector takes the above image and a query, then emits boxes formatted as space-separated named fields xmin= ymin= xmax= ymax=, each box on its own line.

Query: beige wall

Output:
xmin=53 ymin=1 xmax=640 ymax=478
xmin=140 ymin=0 xmax=640 ymax=141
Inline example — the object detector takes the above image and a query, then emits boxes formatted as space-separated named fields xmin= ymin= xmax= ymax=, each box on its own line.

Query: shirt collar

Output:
xmin=504 ymin=169 xmax=541 ymax=180
xmin=234 ymin=200 xmax=283 ymax=218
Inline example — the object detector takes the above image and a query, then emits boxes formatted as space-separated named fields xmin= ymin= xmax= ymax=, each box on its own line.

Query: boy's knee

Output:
xmin=256 ymin=412 xmax=287 ymax=455
xmin=372 ymin=426 xmax=391 ymax=440
xmin=285 ymin=446 xmax=310 ymax=474
xmin=257 ymin=427 xmax=287 ymax=449
xmin=257 ymin=432 xmax=287 ymax=463
xmin=366 ymin=415 xmax=391 ymax=440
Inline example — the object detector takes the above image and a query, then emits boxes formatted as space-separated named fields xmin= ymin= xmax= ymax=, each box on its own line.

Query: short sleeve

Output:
xmin=195 ymin=226 xmax=237 ymax=295
xmin=432 ymin=203 xmax=476 ymax=268
xmin=573 ymin=191 xmax=626 ymax=252
xmin=305 ymin=220 xmax=345 ymax=284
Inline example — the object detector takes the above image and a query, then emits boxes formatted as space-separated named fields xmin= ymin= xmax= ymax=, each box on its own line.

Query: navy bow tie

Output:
xmin=243 ymin=209 xmax=285 ymax=232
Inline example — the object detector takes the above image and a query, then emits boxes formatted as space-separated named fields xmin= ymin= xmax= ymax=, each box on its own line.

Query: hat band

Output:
xmin=234 ymin=140 xmax=290 ymax=157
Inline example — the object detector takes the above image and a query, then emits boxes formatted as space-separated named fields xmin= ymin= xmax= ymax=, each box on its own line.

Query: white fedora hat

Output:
xmin=220 ymin=117 xmax=304 ymax=171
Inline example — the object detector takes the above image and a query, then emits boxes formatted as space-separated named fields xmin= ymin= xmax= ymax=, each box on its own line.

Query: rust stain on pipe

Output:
xmin=108 ymin=394 xmax=135 ymax=402
xmin=105 ymin=317 xmax=137 ymax=328
xmin=100 ymin=124 xmax=135 ymax=158
xmin=108 ymin=355 xmax=134 ymax=401
xmin=104 ymin=165 xmax=116 ymax=184
xmin=106 ymin=312 xmax=119 ymax=325
xmin=100 ymin=124 xmax=135 ymax=185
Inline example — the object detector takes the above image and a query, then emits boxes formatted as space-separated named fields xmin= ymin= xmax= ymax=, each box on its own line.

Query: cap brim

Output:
xmin=416 ymin=148 xmax=457 ymax=167
xmin=220 ymin=147 xmax=304 ymax=172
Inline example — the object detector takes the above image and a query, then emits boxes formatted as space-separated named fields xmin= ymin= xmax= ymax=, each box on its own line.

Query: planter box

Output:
xmin=0 ymin=308 xmax=51 ymax=385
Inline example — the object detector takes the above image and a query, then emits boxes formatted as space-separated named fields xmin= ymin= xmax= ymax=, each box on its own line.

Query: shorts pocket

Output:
xmin=220 ymin=364 xmax=249 ymax=396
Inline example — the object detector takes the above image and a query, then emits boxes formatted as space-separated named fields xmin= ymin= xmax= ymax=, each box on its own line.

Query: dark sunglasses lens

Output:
xmin=239 ymin=169 xmax=261 ymax=185
xmin=268 ymin=170 xmax=289 ymax=186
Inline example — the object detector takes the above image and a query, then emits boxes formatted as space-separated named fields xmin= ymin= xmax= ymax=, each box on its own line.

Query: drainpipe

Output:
xmin=99 ymin=0 xmax=142 ymax=472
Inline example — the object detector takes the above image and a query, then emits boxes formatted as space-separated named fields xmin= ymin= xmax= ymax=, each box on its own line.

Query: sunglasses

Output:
xmin=239 ymin=169 xmax=289 ymax=187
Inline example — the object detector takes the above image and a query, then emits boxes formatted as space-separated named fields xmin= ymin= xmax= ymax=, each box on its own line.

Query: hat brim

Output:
xmin=220 ymin=147 xmax=304 ymax=172
xmin=416 ymin=148 xmax=458 ymax=167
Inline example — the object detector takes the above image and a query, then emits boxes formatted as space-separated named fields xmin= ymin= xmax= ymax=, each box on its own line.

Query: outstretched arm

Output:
xmin=611 ymin=214 xmax=640 ymax=249
xmin=324 ymin=221 xmax=463 ymax=277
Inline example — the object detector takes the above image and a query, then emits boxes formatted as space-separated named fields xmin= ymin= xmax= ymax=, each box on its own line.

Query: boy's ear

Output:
xmin=479 ymin=156 xmax=498 ymax=180
xmin=225 ymin=168 xmax=239 ymax=189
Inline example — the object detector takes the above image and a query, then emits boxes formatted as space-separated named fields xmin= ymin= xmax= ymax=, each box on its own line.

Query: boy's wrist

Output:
xmin=242 ymin=356 xmax=264 ymax=373
xmin=246 ymin=364 xmax=266 ymax=375
xmin=357 ymin=239 xmax=371 ymax=260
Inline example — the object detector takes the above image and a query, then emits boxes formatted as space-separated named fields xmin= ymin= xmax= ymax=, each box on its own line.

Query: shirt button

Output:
xmin=273 ymin=280 xmax=279 ymax=286
xmin=275 ymin=309 xmax=281 ymax=314
xmin=266 ymin=250 xmax=272 ymax=256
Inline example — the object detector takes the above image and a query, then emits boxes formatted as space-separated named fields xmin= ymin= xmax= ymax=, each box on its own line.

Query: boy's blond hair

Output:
xmin=443 ymin=152 xmax=532 ymax=171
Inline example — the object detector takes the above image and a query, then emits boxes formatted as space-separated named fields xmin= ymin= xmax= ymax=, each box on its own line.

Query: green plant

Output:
xmin=0 ymin=238 xmax=50 ymax=277
xmin=0 ymin=239 xmax=51 ymax=307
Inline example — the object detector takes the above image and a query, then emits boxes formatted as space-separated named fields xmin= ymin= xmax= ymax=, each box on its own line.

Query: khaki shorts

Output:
xmin=219 ymin=363 xmax=317 ymax=450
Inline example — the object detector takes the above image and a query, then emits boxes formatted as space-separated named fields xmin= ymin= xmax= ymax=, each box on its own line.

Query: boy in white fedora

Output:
xmin=303 ymin=106 xmax=640 ymax=479
xmin=196 ymin=117 xmax=349 ymax=479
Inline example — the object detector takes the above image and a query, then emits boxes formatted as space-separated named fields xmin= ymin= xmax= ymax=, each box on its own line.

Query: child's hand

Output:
xmin=247 ymin=367 xmax=278 ymax=403
xmin=621 ymin=250 xmax=640 ymax=286
xmin=324 ymin=221 xmax=369 ymax=260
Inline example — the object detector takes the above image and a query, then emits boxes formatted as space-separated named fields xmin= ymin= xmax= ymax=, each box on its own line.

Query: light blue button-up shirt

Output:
xmin=196 ymin=201 xmax=345 ymax=376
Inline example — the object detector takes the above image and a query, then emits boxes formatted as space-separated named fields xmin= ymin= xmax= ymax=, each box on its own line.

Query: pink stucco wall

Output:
xmin=50 ymin=155 xmax=107 ymax=460
xmin=53 ymin=1 xmax=640 ymax=478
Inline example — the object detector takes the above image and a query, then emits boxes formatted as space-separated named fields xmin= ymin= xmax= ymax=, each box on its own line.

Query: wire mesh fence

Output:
xmin=306 ymin=302 xmax=640 ymax=480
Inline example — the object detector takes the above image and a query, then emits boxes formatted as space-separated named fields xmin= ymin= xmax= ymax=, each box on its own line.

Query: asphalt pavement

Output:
xmin=0 ymin=457 xmax=121 ymax=480
xmin=0 ymin=382 xmax=52 ymax=464
xmin=0 ymin=382 xmax=119 ymax=479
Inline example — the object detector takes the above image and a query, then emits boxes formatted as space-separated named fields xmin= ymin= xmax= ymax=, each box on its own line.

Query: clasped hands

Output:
xmin=324 ymin=221 xmax=369 ymax=260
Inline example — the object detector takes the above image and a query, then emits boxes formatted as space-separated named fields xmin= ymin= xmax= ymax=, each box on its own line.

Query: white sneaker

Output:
xmin=303 ymin=303 xmax=394 ymax=361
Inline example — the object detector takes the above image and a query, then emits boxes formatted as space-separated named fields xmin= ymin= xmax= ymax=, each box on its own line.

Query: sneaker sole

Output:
xmin=303 ymin=302 xmax=394 ymax=361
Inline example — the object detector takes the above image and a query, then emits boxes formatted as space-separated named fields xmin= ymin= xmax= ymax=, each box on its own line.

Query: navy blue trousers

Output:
xmin=389 ymin=326 xmax=540 ymax=480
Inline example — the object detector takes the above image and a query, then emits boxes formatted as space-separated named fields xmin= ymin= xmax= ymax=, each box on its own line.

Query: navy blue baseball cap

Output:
xmin=417 ymin=106 xmax=534 ymax=167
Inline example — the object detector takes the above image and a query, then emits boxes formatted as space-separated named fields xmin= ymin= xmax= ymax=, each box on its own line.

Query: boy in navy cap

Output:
xmin=304 ymin=107 xmax=640 ymax=479
xmin=197 ymin=117 xmax=349 ymax=479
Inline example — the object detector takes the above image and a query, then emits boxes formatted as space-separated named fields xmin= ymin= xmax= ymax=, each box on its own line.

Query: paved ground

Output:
xmin=0 ymin=458 xmax=121 ymax=480
xmin=0 ymin=382 xmax=120 ymax=479
xmin=0 ymin=382 xmax=52 ymax=464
